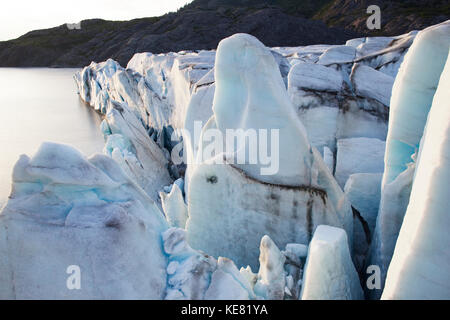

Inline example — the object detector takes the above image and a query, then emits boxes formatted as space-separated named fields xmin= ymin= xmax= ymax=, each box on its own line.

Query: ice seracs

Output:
xmin=3 ymin=23 xmax=442 ymax=300
xmin=350 ymin=64 xmax=394 ymax=107
xmin=282 ymin=243 xmax=308 ymax=299
xmin=317 ymin=45 xmax=356 ymax=65
xmin=211 ymin=33 xmax=312 ymax=186
xmin=368 ymin=21 xmax=450 ymax=298
xmin=205 ymin=257 xmax=256 ymax=300
xmin=354 ymin=31 xmax=418 ymax=77
xmin=300 ymin=225 xmax=364 ymax=300
xmin=335 ymin=137 xmax=385 ymax=188
xmin=344 ymin=173 xmax=383 ymax=271
xmin=76 ymin=29 xmax=416 ymax=204
xmin=75 ymin=61 xmax=173 ymax=202
xmin=159 ymin=179 xmax=188 ymax=229
xmin=382 ymin=42 xmax=450 ymax=300
xmin=186 ymin=33 xmax=353 ymax=269
xmin=0 ymin=143 xmax=168 ymax=299
xmin=102 ymin=100 xmax=172 ymax=201
xmin=163 ymin=227 xmax=218 ymax=300
xmin=185 ymin=161 xmax=351 ymax=269
xmin=0 ymin=144 xmax=289 ymax=300
xmin=287 ymin=51 xmax=391 ymax=166
xmin=381 ymin=22 xmax=450 ymax=185
xmin=163 ymin=228 xmax=286 ymax=300
xmin=254 ymin=236 xmax=286 ymax=300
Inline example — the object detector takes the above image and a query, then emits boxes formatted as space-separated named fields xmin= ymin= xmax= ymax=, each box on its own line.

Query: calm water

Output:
xmin=0 ymin=68 xmax=105 ymax=207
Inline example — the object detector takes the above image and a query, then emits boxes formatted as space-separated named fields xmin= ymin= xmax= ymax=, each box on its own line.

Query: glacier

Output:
xmin=300 ymin=225 xmax=364 ymax=300
xmin=344 ymin=173 xmax=383 ymax=271
xmin=0 ymin=142 xmax=169 ymax=299
xmin=185 ymin=33 xmax=353 ymax=270
xmin=367 ymin=21 xmax=450 ymax=298
xmin=0 ymin=143 xmax=285 ymax=300
xmin=1 ymin=20 xmax=450 ymax=300
xmin=382 ymin=35 xmax=450 ymax=300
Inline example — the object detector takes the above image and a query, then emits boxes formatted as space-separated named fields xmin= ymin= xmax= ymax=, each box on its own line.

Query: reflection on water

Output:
xmin=0 ymin=68 xmax=105 ymax=207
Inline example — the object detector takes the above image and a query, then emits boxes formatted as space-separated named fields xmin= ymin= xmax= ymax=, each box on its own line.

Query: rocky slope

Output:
xmin=315 ymin=0 xmax=450 ymax=36
xmin=1 ymin=0 xmax=447 ymax=68
xmin=0 ymin=3 xmax=355 ymax=67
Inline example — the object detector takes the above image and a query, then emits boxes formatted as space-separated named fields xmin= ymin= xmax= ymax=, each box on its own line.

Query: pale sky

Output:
xmin=0 ymin=0 xmax=193 ymax=41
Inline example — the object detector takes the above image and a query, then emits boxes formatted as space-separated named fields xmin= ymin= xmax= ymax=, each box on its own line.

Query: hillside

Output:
xmin=315 ymin=0 xmax=450 ymax=35
xmin=0 ymin=0 xmax=447 ymax=67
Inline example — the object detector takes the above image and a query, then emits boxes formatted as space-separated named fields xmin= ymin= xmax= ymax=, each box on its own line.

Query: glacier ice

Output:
xmin=160 ymin=181 xmax=188 ymax=229
xmin=288 ymin=61 xmax=343 ymax=93
xmin=205 ymin=257 xmax=255 ymax=300
xmin=75 ymin=28 xmax=416 ymax=203
xmin=368 ymin=21 xmax=450 ymax=298
xmin=317 ymin=45 xmax=356 ymax=65
xmin=350 ymin=64 xmax=394 ymax=107
xmin=287 ymin=55 xmax=391 ymax=159
xmin=344 ymin=173 xmax=383 ymax=271
xmin=300 ymin=225 xmax=364 ymax=300
xmin=163 ymin=227 xmax=219 ymax=300
xmin=344 ymin=173 xmax=383 ymax=240
xmin=0 ymin=143 xmax=293 ymax=300
xmin=367 ymin=163 xmax=415 ymax=297
xmin=254 ymin=236 xmax=286 ymax=300
xmin=335 ymin=137 xmax=385 ymax=188
xmin=287 ymin=62 xmax=342 ymax=154
xmin=0 ymin=142 xmax=169 ymax=299
xmin=382 ymin=46 xmax=450 ymax=300
xmin=2 ymin=22 xmax=440 ymax=300
xmin=125 ymin=50 xmax=215 ymax=130
xmin=355 ymin=32 xmax=418 ymax=77
xmin=211 ymin=33 xmax=312 ymax=186
xmin=323 ymin=146 xmax=334 ymax=174
xmin=381 ymin=22 xmax=450 ymax=185
xmin=282 ymin=243 xmax=308 ymax=299
xmin=355 ymin=37 xmax=395 ymax=58
xmin=126 ymin=52 xmax=176 ymax=102
xmin=186 ymin=33 xmax=353 ymax=270
xmin=185 ymin=161 xmax=351 ymax=270
xmin=75 ymin=62 xmax=173 ymax=202
xmin=163 ymin=227 xmax=257 ymax=300
xmin=163 ymin=228 xmax=294 ymax=300
xmin=102 ymin=100 xmax=172 ymax=201
xmin=0 ymin=143 xmax=280 ymax=300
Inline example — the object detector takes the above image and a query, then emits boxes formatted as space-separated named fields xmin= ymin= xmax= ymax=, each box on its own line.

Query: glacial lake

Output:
xmin=0 ymin=68 xmax=105 ymax=208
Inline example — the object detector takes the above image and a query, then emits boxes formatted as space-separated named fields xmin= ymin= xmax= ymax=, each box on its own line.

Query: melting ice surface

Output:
xmin=0 ymin=68 xmax=105 ymax=207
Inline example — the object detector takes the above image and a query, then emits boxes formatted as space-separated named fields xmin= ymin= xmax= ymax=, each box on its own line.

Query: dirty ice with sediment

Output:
xmin=1 ymin=20 xmax=449 ymax=300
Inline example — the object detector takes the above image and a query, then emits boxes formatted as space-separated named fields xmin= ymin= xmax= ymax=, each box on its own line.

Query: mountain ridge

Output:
xmin=0 ymin=0 xmax=447 ymax=67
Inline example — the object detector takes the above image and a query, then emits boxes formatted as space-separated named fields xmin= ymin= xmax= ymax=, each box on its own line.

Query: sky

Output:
xmin=0 ymin=0 xmax=193 ymax=41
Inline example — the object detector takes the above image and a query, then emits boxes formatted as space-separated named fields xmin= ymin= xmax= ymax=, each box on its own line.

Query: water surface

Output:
xmin=0 ymin=68 xmax=105 ymax=207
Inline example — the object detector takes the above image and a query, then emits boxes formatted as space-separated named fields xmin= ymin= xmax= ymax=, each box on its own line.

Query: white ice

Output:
xmin=160 ymin=181 xmax=188 ymax=229
xmin=368 ymin=21 xmax=450 ymax=298
xmin=335 ymin=137 xmax=385 ymax=188
xmin=186 ymin=33 xmax=353 ymax=270
xmin=382 ymin=44 xmax=450 ymax=300
xmin=300 ymin=225 xmax=363 ymax=300
xmin=254 ymin=236 xmax=286 ymax=300
xmin=0 ymin=142 xmax=169 ymax=299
